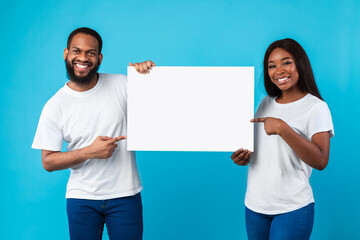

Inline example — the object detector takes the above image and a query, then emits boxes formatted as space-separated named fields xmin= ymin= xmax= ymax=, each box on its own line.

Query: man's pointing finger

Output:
xmin=114 ymin=136 xmax=127 ymax=142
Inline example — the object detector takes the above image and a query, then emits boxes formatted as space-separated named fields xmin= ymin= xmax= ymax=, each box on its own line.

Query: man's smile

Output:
xmin=73 ymin=61 xmax=92 ymax=72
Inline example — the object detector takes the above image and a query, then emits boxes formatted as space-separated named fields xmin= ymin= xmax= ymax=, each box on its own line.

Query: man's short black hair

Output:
xmin=67 ymin=27 xmax=103 ymax=53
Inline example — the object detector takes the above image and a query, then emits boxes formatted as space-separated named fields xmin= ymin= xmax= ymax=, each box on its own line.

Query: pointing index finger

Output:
xmin=251 ymin=118 xmax=266 ymax=123
xmin=114 ymin=136 xmax=127 ymax=142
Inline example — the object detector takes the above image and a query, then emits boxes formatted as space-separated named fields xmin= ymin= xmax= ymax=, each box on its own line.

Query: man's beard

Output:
xmin=65 ymin=58 xmax=100 ymax=85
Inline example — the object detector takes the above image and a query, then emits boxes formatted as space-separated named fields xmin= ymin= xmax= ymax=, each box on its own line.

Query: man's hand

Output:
xmin=251 ymin=117 xmax=285 ymax=135
xmin=84 ymin=136 xmax=127 ymax=159
xmin=129 ymin=60 xmax=156 ymax=74
xmin=231 ymin=148 xmax=251 ymax=166
xmin=41 ymin=136 xmax=127 ymax=172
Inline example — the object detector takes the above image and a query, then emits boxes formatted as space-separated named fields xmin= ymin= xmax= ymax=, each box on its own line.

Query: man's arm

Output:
xmin=41 ymin=60 xmax=155 ymax=172
xmin=42 ymin=136 xmax=126 ymax=172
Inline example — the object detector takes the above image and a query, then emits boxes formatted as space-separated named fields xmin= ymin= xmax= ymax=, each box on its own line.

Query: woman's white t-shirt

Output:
xmin=245 ymin=94 xmax=334 ymax=214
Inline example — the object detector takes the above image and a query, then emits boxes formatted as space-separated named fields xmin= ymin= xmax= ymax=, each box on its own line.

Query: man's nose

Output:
xmin=77 ymin=52 xmax=88 ymax=61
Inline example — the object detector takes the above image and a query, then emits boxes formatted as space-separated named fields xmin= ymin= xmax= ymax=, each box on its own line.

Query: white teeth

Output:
xmin=76 ymin=64 xmax=88 ymax=69
xmin=277 ymin=77 xmax=288 ymax=82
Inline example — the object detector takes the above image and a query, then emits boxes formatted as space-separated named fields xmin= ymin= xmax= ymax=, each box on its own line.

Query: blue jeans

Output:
xmin=67 ymin=193 xmax=143 ymax=240
xmin=245 ymin=203 xmax=314 ymax=240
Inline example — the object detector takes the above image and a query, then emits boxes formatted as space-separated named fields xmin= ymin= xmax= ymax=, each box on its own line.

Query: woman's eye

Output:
xmin=268 ymin=65 xmax=276 ymax=69
xmin=283 ymin=61 xmax=292 ymax=65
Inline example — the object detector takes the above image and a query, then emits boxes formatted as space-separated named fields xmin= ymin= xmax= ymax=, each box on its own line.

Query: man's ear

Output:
xmin=98 ymin=53 xmax=103 ymax=65
xmin=64 ymin=48 xmax=68 ymax=61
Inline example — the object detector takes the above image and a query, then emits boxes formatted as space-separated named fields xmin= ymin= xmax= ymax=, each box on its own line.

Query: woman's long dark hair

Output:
xmin=263 ymin=38 xmax=323 ymax=100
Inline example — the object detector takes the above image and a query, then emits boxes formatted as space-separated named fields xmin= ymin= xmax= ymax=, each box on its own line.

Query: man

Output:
xmin=32 ymin=27 xmax=155 ymax=240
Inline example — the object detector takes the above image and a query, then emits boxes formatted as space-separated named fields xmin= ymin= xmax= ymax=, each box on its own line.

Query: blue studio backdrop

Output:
xmin=1 ymin=0 xmax=359 ymax=239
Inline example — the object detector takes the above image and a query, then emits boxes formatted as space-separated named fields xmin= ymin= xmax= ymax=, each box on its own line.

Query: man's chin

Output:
xmin=65 ymin=60 xmax=100 ymax=85
xmin=73 ymin=76 xmax=95 ymax=85
xmin=74 ymin=71 xmax=90 ymax=78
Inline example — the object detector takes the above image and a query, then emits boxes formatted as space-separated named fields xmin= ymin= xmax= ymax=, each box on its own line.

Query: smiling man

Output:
xmin=32 ymin=27 xmax=155 ymax=240
xmin=65 ymin=31 xmax=102 ymax=86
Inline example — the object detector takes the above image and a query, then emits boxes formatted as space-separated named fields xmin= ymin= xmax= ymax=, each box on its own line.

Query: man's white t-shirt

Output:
xmin=245 ymin=94 xmax=334 ymax=214
xmin=32 ymin=73 xmax=142 ymax=200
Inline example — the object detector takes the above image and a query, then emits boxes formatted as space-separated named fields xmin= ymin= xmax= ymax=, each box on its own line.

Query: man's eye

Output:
xmin=73 ymin=50 xmax=79 ymax=53
xmin=89 ymin=52 xmax=96 ymax=56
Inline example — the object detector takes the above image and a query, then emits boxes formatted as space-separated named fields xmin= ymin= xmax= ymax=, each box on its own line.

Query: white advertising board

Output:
xmin=127 ymin=66 xmax=254 ymax=152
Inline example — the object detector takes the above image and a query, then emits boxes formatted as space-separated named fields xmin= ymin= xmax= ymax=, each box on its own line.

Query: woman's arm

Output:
xmin=251 ymin=117 xmax=330 ymax=170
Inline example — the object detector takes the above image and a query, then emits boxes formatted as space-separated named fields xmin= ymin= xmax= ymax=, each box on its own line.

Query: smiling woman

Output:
xmin=267 ymin=48 xmax=301 ymax=100
xmin=263 ymin=38 xmax=323 ymax=102
xmin=231 ymin=38 xmax=334 ymax=240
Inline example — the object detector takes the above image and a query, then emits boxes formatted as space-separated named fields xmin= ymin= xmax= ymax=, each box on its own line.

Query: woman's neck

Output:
xmin=276 ymin=90 xmax=308 ymax=104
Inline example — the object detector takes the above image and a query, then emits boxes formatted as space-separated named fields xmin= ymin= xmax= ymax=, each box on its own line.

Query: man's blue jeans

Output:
xmin=245 ymin=203 xmax=314 ymax=240
xmin=67 ymin=192 xmax=143 ymax=240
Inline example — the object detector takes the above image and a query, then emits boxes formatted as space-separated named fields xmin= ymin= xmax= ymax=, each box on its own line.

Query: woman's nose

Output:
xmin=275 ymin=67 xmax=285 ymax=76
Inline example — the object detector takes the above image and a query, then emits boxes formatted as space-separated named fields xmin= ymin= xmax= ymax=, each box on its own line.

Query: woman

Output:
xmin=231 ymin=38 xmax=334 ymax=240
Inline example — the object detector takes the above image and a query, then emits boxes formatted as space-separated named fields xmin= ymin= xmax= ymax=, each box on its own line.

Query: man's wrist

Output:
xmin=78 ymin=147 xmax=91 ymax=161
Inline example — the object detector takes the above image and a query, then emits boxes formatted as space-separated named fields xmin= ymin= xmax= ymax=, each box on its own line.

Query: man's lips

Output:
xmin=73 ymin=62 xmax=91 ymax=72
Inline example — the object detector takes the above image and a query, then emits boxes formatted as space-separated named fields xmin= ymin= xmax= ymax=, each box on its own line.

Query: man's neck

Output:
xmin=66 ymin=73 xmax=99 ymax=92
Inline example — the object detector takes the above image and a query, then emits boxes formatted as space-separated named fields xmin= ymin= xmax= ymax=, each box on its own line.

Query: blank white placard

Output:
xmin=127 ymin=66 xmax=254 ymax=152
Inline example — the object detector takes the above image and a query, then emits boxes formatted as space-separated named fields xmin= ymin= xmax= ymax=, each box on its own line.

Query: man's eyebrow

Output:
xmin=70 ymin=47 xmax=97 ymax=52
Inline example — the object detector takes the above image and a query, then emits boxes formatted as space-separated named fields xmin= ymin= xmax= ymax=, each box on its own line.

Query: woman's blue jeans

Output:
xmin=245 ymin=203 xmax=314 ymax=240
xmin=67 ymin=192 xmax=143 ymax=240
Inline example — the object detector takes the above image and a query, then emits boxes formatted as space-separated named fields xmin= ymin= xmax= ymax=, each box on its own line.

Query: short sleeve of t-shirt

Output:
xmin=254 ymin=98 xmax=266 ymax=118
xmin=32 ymin=98 xmax=63 ymax=151
xmin=307 ymin=101 xmax=334 ymax=139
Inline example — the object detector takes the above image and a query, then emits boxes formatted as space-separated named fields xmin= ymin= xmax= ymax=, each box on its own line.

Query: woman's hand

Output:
xmin=231 ymin=148 xmax=251 ymax=166
xmin=251 ymin=117 xmax=285 ymax=135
